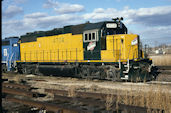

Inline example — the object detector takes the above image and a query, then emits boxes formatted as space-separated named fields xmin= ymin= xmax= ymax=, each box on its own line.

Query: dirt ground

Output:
xmin=2 ymin=72 xmax=171 ymax=113
xmin=2 ymin=72 xmax=171 ymax=95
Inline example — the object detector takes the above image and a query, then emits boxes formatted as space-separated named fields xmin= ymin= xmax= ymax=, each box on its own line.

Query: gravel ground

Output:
xmin=2 ymin=73 xmax=171 ymax=94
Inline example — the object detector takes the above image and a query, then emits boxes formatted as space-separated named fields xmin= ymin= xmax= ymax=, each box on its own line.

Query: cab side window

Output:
xmin=89 ymin=33 xmax=91 ymax=40
xmin=92 ymin=33 xmax=95 ymax=40
xmin=83 ymin=30 xmax=98 ymax=42
xmin=85 ymin=34 xmax=88 ymax=41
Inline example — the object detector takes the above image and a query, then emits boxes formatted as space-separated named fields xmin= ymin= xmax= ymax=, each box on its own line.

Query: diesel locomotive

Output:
xmin=2 ymin=18 xmax=154 ymax=81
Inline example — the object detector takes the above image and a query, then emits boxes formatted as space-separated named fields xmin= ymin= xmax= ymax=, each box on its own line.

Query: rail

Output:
xmin=2 ymin=87 xmax=38 ymax=97
xmin=3 ymin=83 xmax=31 ymax=90
xmin=6 ymin=97 xmax=92 ymax=113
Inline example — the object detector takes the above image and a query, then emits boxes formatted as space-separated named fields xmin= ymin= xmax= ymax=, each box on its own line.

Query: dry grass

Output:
xmin=68 ymin=85 xmax=77 ymax=97
xmin=13 ymin=75 xmax=27 ymax=84
xmin=89 ymin=84 xmax=99 ymax=91
xmin=150 ymin=54 xmax=171 ymax=66
xmin=105 ymin=94 xmax=115 ymax=110
xmin=13 ymin=75 xmax=21 ymax=83
xmin=105 ymin=84 xmax=171 ymax=112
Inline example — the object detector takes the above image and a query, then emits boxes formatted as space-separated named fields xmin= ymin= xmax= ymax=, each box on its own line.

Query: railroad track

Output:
xmin=157 ymin=66 xmax=171 ymax=75
xmin=2 ymin=82 xmax=167 ymax=113
xmin=2 ymin=83 xmax=40 ymax=98
xmin=154 ymin=66 xmax=171 ymax=82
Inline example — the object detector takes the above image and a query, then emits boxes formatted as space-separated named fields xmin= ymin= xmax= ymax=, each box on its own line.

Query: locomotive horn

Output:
xmin=112 ymin=17 xmax=123 ymax=22
xmin=120 ymin=17 xmax=123 ymax=21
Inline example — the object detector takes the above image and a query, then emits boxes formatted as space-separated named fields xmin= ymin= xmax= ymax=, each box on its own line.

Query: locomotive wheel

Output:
xmin=80 ymin=67 xmax=89 ymax=78
xmin=130 ymin=68 xmax=142 ymax=82
xmin=139 ymin=63 xmax=152 ymax=81
xmin=140 ymin=69 xmax=151 ymax=82
xmin=79 ymin=66 xmax=100 ymax=79
xmin=22 ymin=67 xmax=27 ymax=74
xmin=34 ymin=67 xmax=39 ymax=75
xmin=107 ymin=70 xmax=117 ymax=81
xmin=99 ymin=69 xmax=106 ymax=79
xmin=106 ymin=66 xmax=120 ymax=81
xmin=2 ymin=64 xmax=7 ymax=73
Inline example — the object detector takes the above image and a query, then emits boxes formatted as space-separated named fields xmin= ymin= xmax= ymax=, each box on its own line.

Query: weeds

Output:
xmin=105 ymin=94 xmax=115 ymax=110
xmin=106 ymin=84 xmax=171 ymax=112
xmin=150 ymin=54 xmax=171 ymax=66
xmin=68 ymin=86 xmax=77 ymax=97
xmin=90 ymin=84 xmax=99 ymax=91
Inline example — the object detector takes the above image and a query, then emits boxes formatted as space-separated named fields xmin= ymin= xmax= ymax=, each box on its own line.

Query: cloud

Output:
xmin=24 ymin=12 xmax=48 ymax=18
xmin=140 ymin=26 xmax=171 ymax=39
xmin=83 ymin=8 xmax=117 ymax=20
xmin=13 ymin=0 xmax=28 ymax=4
xmin=2 ymin=20 xmax=27 ymax=38
xmin=43 ymin=0 xmax=59 ymax=8
xmin=43 ymin=0 xmax=84 ymax=14
xmin=131 ymin=6 xmax=171 ymax=26
xmin=2 ymin=12 xmax=82 ymax=37
xmin=83 ymin=6 xmax=171 ymax=26
xmin=2 ymin=5 xmax=23 ymax=19
xmin=129 ymin=25 xmax=171 ymax=45
xmin=54 ymin=4 xmax=84 ymax=14
xmin=23 ymin=13 xmax=81 ymax=28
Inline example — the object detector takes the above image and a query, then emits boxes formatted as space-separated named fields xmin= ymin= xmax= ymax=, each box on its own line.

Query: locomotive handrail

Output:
xmin=22 ymin=47 xmax=132 ymax=63
xmin=22 ymin=49 xmax=126 ymax=62
xmin=22 ymin=48 xmax=83 ymax=62
xmin=9 ymin=52 xmax=14 ymax=68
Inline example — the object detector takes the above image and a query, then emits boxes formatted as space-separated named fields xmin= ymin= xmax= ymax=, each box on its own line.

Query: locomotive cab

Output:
xmin=83 ymin=18 xmax=128 ymax=60
xmin=82 ymin=18 xmax=152 ymax=81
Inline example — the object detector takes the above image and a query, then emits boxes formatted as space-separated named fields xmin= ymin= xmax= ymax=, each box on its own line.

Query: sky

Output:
xmin=2 ymin=0 xmax=171 ymax=47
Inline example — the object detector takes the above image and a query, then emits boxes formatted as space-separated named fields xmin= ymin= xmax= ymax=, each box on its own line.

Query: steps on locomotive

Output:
xmin=121 ymin=63 xmax=129 ymax=80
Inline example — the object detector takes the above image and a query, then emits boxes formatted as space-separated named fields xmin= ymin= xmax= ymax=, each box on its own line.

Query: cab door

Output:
xmin=83 ymin=29 xmax=101 ymax=60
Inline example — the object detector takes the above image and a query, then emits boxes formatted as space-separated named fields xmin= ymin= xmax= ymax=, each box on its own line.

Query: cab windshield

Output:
xmin=106 ymin=28 xmax=116 ymax=35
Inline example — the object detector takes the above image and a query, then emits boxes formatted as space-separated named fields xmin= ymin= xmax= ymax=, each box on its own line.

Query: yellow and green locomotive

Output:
xmin=17 ymin=18 xmax=153 ymax=81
